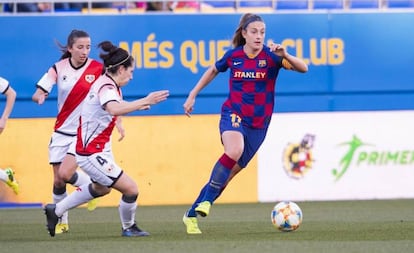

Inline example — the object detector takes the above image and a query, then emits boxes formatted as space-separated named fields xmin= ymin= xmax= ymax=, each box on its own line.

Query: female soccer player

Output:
xmin=182 ymin=13 xmax=308 ymax=234
xmin=0 ymin=76 xmax=16 ymax=135
xmin=32 ymin=30 xmax=103 ymax=234
xmin=0 ymin=76 xmax=18 ymax=194
xmin=44 ymin=41 xmax=169 ymax=237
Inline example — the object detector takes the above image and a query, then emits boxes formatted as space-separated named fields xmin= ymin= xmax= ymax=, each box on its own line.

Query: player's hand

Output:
xmin=270 ymin=43 xmax=287 ymax=57
xmin=145 ymin=90 xmax=169 ymax=105
xmin=36 ymin=93 xmax=48 ymax=105
xmin=183 ymin=97 xmax=195 ymax=117
xmin=115 ymin=118 xmax=125 ymax=142
xmin=0 ymin=118 xmax=5 ymax=134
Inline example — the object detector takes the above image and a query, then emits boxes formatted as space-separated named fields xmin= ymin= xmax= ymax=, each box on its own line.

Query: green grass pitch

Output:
xmin=1 ymin=199 xmax=414 ymax=253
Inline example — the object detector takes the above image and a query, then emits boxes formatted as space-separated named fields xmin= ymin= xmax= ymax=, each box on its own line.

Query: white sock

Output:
xmin=0 ymin=169 xmax=7 ymax=182
xmin=53 ymin=192 xmax=68 ymax=224
xmin=55 ymin=184 xmax=94 ymax=217
xmin=119 ymin=199 xmax=137 ymax=229
xmin=72 ymin=170 xmax=91 ymax=187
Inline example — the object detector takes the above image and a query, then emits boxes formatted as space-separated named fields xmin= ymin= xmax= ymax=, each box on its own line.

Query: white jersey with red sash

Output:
xmin=76 ymin=74 xmax=121 ymax=156
xmin=37 ymin=58 xmax=102 ymax=135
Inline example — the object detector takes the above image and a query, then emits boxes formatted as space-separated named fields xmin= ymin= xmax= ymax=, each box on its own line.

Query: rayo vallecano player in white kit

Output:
xmin=44 ymin=40 xmax=169 ymax=237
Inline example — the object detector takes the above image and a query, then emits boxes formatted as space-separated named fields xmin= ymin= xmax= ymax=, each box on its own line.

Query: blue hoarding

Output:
xmin=0 ymin=12 xmax=413 ymax=117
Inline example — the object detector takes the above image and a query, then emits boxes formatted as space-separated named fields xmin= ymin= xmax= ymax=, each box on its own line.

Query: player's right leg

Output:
xmin=183 ymin=212 xmax=202 ymax=234
xmin=182 ymin=184 xmax=208 ymax=234
xmin=60 ymin=154 xmax=100 ymax=211
xmin=44 ymin=203 xmax=60 ymax=237
xmin=62 ymin=142 xmax=100 ymax=211
xmin=51 ymin=164 xmax=69 ymax=234
xmin=44 ymin=182 xmax=102 ymax=237
xmin=191 ymin=113 xmax=243 ymax=217
xmin=49 ymin=132 xmax=73 ymax=234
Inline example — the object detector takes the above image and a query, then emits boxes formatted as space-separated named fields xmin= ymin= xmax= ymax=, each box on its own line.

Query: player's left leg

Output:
xmin=113 ymin=172 xmax=149 ymax=237
xmin=0 ymin=168 xmax=19 ymax=194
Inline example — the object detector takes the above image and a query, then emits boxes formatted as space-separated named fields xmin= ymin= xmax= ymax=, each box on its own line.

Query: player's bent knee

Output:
xmin=122 ymin=194 xmax=138 ymax=203
xmin=90 ymin=183 xmax=111 ymax=197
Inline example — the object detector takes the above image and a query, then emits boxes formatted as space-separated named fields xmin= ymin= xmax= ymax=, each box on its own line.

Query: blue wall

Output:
xmin=0 ymin=12 xmax=413 ymax=118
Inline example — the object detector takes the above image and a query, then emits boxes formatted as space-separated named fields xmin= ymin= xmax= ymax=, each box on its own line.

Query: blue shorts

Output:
xmin=219 ymin=109 xmax=269 ymax=168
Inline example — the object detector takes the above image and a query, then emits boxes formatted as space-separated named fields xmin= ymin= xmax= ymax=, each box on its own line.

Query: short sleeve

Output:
xmin=37 ymin=66 xmax=58 ymax=93
xmin=0 ymin=76 xmax=9 ymax=94
xmin=215 ymin=49 xmax=233 ymax=73
xmin=99 ymin=84 xmax=120 ymax=106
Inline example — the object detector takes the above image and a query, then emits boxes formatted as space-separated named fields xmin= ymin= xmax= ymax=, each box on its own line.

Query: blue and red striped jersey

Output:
xmin=215 ymin=45 xmax=284 ymax=129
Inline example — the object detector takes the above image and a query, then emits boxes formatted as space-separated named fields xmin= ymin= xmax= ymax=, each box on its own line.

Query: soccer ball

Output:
xmin=271 ymin=201 xmax=303 ymax=232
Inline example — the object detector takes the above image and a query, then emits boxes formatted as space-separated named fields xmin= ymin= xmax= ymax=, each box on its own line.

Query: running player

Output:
xmin=32 ymin=30 xmax=104 ymax=234
xmin=0 ymin=76 xmax=16 ymax=135
xmin=182 ymin=13 xmax=308 ymax=234
xmin=43 ymin=40 xmax=169 ymax=237
xmin=0 ymin=76 xmax=18 ymax=194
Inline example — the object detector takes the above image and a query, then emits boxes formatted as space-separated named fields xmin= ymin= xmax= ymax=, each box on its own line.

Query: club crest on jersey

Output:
xmin=258 ymin=60 xmax=267 ymax=68
xmin=230 ymin=113 xmax=242 ymax=128
xmin=85 ymin=74 xmax=96 ymax=83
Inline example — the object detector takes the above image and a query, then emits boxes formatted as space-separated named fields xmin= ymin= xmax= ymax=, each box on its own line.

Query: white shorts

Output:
xmin=48 ymin=132 xmax=76 ymax=164
xmin=76 ymin=152 xmax=122 ymax=187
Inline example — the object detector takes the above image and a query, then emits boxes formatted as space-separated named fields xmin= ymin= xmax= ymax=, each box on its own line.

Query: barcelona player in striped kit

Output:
xmin=182 ymin=13 xmax=308 ymax=234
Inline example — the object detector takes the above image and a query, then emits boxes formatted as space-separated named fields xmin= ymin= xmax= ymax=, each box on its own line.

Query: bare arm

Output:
xmin=283 ymin=53 xmax=308 ymax=73
xmin=183 ymin=65 xmax=219 ymax=116
xmin=32 ymin=68 xmax=57 ymax=104
xmin=32 ymin=87 xmax=48 ymax=105
xmin=104 ymin=90 xmax=169 ymax=116
xmin=269 ymin=43 xmax=308 ymax=73
xmin=0 ymin=86 xmax=16 ymax=134
xmin=115 ymin=116 xmax=125 ymax=141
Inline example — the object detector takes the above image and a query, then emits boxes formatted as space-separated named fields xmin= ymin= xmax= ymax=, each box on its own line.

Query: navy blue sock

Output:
xmin=187 ymin=183 xmax=229 ymax=217
xmin=186 ymin=154 xmax=236 ymax=217
xmin=187 ymin=184 xmax=208 ymax=217
xmin=203 ymin=153 xmax=236 ymax=203
xmin=203 ymin=162 xmax=231 ymax=202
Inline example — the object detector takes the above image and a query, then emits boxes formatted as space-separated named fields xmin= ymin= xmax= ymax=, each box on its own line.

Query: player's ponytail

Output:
xmin=98 ymin=41 xmax=133 ymax=75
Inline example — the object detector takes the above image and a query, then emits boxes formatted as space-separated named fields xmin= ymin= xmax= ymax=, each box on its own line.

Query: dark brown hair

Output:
xmin=57 ymin=29 xmax=90 ymax=60
xmin=98 ymin=41 xmax=133 ymax=75
xmin=231 ymin=13 xmax=264 ymax=48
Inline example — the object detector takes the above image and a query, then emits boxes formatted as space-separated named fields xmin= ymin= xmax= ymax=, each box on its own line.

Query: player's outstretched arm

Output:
xmin=183 ymin=65 xmax=219 ymax=117
xmin=105 ymin=90 xmax=169 ymax=116
xmin=0 ymin=86 xmax=16 ymax=134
